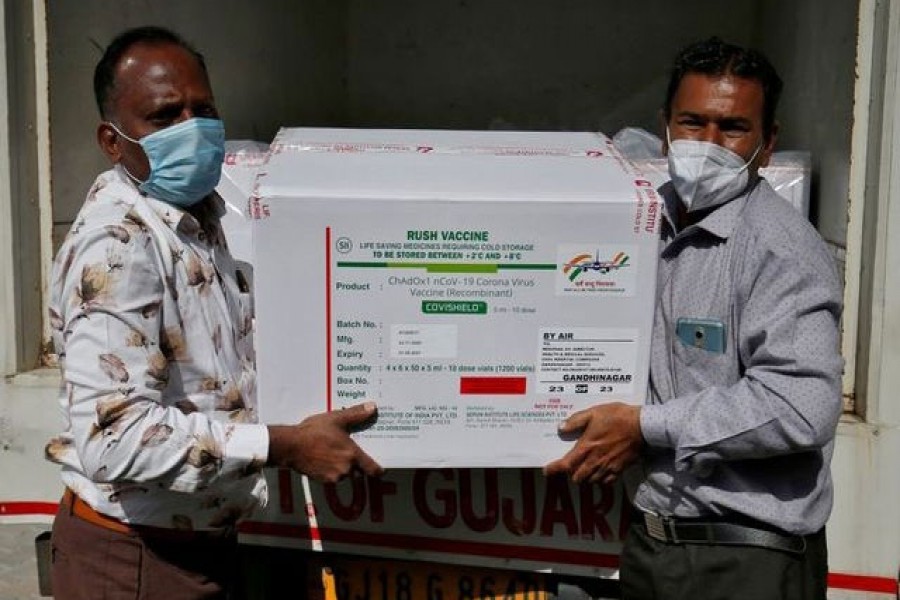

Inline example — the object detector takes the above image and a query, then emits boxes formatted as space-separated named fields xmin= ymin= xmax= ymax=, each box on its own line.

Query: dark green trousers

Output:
xmin=620 ymin=519 xmax=828 ymax=600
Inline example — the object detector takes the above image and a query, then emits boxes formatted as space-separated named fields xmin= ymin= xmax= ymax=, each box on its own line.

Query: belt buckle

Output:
xmin=643 ymin=512 xmax=671 ymax=543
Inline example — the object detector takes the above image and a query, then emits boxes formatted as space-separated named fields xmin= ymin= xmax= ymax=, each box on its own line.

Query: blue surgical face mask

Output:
xmin=108 ymin=118 xmax=225 ymax=208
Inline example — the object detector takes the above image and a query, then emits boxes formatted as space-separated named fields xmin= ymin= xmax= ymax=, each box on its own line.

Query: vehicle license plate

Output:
xmin=308 ymin=556 xmax=549 ymax=600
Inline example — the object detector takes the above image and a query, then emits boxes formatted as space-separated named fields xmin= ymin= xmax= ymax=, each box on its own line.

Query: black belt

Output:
xmin=639 ymin=510 xmax=807 ymax=555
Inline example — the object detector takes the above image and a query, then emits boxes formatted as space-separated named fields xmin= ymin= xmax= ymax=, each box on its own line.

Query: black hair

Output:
xmin=93 ymin=26 xmax=208 ymax=119
xmin=663 ymin=37 xmax=783 ymax=141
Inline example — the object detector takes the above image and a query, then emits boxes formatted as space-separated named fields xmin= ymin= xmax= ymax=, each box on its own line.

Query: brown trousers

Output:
xmin=50 ymin=501 xmax=239 ymax=600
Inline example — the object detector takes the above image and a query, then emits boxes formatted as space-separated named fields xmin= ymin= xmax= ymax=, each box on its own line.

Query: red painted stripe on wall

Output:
xmin=0 ymin=502 xmax=58 ymax=516
xmin=828 ymin=572 xmax=899 ymax=594
xmin=459 ymin=376 xmax=527 ymax=395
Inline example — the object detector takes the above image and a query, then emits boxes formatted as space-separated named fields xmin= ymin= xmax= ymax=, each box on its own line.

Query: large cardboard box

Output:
xmin=252 ymin=128 xmax=661 ymax=467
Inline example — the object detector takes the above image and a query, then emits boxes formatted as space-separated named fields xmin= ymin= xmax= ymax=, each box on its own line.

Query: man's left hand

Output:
xmin=543 ymin=403 xmax=643 ymax=485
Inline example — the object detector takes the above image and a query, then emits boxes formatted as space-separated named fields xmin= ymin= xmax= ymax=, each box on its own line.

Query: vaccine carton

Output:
xmin=251 ymin=128 xmax=661 ymax=467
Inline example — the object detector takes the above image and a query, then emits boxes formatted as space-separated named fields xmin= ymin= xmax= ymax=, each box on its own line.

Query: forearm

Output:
xmin=642 ymin=367 xmax=841 ymax=473
xmin=68 ymin=379 xmax=268 ymax=488
xmin=263 ymin=405 xmax=383 ymax=482
xmin=265 ymin=425 xmax=293 ymax=467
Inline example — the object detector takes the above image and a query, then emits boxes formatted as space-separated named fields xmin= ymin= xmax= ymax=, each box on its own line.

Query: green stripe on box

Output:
xmin=337 ymin=262 xmax=389 ymax=268
xmin=422 ymin=263 xmax=497 ymax=273
xmin=336 ymin=261 xmax=557 ymax=272
xmin=501 ymin=263 xmax=557 ymax=270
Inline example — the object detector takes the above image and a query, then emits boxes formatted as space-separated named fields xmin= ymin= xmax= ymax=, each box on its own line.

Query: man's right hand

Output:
xmin=542 ymin=402 xmax=643 ymax=485
xmin=267 ymin=402 xmax=383 ymax=483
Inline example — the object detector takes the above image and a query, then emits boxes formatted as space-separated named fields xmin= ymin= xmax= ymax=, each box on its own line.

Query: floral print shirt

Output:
xmin=46 ymin=166 xmax=268 ymax=531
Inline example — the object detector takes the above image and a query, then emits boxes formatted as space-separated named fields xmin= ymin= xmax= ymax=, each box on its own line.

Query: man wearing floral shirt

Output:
xmin=45 ymin=26 xmax=382 ymax=599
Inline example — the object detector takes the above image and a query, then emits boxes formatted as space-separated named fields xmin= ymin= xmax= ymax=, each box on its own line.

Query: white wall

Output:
xmin=818 ymin=0 xmax=900 ymax=590
xmin=0 ymin=0 xmax=15 ymax=375
xmin=1 ymin=0 xmax=42 ymax=375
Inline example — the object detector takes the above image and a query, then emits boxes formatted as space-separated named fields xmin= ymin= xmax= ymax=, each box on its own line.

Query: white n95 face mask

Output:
xmin=666 ymin=129 xmax=762 ymax=213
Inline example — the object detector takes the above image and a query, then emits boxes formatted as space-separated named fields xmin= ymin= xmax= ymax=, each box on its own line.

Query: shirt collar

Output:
xmin=113 ymin=164 xmax=225 ymax=236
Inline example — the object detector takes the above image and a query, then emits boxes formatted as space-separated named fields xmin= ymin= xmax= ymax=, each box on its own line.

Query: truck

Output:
xmin=1 ymin=1 xmax=898 ymax=598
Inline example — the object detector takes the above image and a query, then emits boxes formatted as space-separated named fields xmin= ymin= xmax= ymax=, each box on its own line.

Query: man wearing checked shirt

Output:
xmin=545 ymin=37 xmax=843 ymax=600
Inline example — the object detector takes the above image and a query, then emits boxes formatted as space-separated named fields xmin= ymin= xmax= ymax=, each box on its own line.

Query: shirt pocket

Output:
xmin=671 ymin=334 xmax=734 ymax=390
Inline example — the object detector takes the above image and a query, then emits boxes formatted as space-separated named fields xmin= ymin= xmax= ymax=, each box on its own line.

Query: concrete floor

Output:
xmin=0 ymin=522 xmax=51 ymax=599
xmin=0 ymin=370 xmax=61 ymax=599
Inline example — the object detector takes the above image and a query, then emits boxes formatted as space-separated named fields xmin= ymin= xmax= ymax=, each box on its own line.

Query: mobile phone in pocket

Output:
xmin=675 ymin=317 xmax=726 ymax=353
